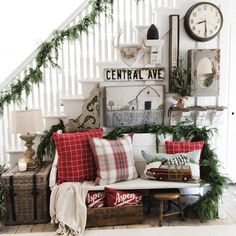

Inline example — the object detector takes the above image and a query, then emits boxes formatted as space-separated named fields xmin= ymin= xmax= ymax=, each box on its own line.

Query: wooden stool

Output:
xmin=151 ymin=189 xmax=185 ymax=227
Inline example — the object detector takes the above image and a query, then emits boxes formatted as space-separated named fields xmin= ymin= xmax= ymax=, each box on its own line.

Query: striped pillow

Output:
xmin=90 ymin=136 xmax=138 ymax=185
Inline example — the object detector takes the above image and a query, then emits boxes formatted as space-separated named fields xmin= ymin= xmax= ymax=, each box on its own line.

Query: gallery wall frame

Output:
xmin=169 ymin=15 xmax=180 ymax=92
xmin=188 ymin=49 xmax=220 ymax=97
xmin=104 ymin=84 xmax=165 ymax=127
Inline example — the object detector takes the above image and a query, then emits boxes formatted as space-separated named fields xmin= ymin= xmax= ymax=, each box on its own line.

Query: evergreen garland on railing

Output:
xmin=36 ymin=121 xmax=230 ymax=222
xmin=0 ymin=0 xmax=113 ymax=116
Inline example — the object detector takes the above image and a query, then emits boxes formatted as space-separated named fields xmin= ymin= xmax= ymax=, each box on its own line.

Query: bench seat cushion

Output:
xmin=89 ymin=178 xmax=203 ymax=191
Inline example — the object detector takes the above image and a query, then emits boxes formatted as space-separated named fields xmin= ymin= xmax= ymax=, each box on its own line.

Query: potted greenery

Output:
xmin=170 ymin=59 xmax=192 ymax=109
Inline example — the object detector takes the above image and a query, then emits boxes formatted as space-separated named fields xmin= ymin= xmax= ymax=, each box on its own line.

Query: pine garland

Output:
xmin=36 ymin=120 xmax=65 ymax=165
xmin=36 ymin=121 xmax=230 ymax=222
xmin=104 ymin=123 xmax=230 ymax=222
xmin=0 ymin=0 xmax=113 ymax=116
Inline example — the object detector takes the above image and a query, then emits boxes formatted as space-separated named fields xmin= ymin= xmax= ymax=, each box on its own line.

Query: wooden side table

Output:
xmin=0 ymin=162 xmax=52 ymax=225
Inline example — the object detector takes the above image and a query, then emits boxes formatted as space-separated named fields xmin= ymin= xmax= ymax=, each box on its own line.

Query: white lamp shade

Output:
xmin=11 ymin=109 xmax=45 ymax=134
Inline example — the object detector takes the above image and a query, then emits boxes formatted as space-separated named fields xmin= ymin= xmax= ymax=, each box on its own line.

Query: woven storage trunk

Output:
xmin=1 ymin=162 xmax=51 ymax=225
xmin=86 ymin=205 xmax=143 ymax=227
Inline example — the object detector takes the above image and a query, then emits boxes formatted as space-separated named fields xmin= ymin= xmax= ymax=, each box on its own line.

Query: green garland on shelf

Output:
xmin=36 ymin=121 xmax=230 ymax=222
xmin=0 ymin=0 xmax=113 ymax=116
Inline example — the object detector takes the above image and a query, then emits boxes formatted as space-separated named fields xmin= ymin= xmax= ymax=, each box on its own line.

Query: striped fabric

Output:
xmin=53 ymin=128 xmax=103 ymax=184
xmin=165 ymin=141 xmax=204 ymax=159
xmin=161 ymin=154 xmax=190 ymax=166
xmin=90 ymin=136 xmax=138 ymax=185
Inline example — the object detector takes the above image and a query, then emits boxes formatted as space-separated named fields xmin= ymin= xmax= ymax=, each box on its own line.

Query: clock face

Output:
xmin=184 ymin=2 xmax=223 ymax=42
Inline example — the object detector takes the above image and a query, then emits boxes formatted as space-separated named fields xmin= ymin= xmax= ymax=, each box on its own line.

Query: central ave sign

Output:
xmin=104 ymin=67 xmax=165 ymax=81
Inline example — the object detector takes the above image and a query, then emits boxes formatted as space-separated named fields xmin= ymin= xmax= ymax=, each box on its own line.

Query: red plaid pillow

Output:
xmin=165 ymin=141 xmax=204 ymax=159
xmin=53 ymin=128 xmax=103 ymax=184
xmin=86 ymin=191 xmax=105 ymax=208
xmin=90 ymin=136 xmax=138 ymax=185
xmin=105 ymin=188 xmax=142 ymax=207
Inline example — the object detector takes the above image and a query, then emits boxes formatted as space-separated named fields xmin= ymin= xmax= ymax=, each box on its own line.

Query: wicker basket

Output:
xmin=0 ymin=162 xmax=52 ymax=225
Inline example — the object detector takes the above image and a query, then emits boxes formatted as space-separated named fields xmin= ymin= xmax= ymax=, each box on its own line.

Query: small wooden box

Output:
xmin=0 ymin=162 xmax=52 ymax=225
xmin=86 ymin=205 xmax=143 ymax=228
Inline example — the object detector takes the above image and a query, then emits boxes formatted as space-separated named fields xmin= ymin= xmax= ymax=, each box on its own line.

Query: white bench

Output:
xmin=50 ymin=133 xmax=205 ymax=195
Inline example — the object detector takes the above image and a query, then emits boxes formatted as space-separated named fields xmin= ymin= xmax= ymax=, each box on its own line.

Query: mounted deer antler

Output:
xmin=113 ymin=29 xmax=145 ymax=59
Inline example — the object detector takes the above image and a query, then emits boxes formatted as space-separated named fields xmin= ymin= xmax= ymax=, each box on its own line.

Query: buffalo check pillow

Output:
xmin=90 ymin=136 xmax=138 ymax=185
xmin=165 ymin=141 xmax=205 ymax=159
xmin=53 ymin=128 xmax=103 ymax=184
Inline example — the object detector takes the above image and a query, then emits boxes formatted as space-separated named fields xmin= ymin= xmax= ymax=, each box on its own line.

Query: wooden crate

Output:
xmin=86 ymin=205 xmax=143 ymax=227
xmin=0 ymin=162 xmax=52 ymax=225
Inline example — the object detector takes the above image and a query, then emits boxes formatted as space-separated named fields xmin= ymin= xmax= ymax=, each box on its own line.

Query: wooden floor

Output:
xmin=1 ymin=185 xmax=236 ymax=234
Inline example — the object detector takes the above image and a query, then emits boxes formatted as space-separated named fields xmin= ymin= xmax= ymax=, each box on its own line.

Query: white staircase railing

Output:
xmin=0 ymin=0 xmax=177 ymax=164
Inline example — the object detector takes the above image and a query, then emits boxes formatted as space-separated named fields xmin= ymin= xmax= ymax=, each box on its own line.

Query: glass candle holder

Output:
xmin=18 ymin=158 xmax=27 ymax=172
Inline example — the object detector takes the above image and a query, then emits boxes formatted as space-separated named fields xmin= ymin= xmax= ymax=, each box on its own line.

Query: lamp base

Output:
xmin=26 ymin=162 xmax=38 ymax=171
xmin=20 ymin=133 xmax=38 ymax=170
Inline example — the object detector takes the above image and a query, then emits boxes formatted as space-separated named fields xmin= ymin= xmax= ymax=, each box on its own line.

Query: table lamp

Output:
xmin=11 ymin=108 xmax=45 ymax=168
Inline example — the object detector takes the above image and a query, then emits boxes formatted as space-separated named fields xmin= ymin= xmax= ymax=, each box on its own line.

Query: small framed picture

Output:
xmin=188 ymin=49 xmax=220 ymax=96
xmin=104 ymin=85 xmax=165 ymax=127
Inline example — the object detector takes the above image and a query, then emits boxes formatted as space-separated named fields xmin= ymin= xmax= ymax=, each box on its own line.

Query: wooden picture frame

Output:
xmin=169 ymin=15 xmax=180 ymax=92
xmin=104 ymin=85 xmax=165 ymax=127
xmin=188 ymin=49 xmax=220 ymax=97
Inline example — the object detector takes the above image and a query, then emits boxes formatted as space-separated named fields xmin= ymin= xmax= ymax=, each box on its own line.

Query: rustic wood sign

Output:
xmin=104 ymin=67 xmax=165 ymax=81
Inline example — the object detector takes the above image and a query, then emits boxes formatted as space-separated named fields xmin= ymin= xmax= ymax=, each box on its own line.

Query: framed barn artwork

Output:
xmin=104 ymin=85 xmax=165 ymax=127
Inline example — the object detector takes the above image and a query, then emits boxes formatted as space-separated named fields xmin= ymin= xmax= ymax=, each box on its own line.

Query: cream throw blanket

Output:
xmin=50 ymin=181 xmax=94 ymax=236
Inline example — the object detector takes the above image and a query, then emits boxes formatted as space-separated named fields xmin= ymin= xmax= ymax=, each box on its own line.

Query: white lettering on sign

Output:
xmin=104 ymin=68 xmax=165 ymax=81
xmin=114 ymin=192 xmax=142 ymax=206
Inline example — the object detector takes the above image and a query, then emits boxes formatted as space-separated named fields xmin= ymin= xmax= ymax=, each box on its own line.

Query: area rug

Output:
xmin=2 ymin=224 xmax=236 ymax=236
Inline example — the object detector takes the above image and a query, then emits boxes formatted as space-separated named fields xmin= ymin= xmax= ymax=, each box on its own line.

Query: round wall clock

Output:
xmin=184 ymin=2 xmax=223 ymax=42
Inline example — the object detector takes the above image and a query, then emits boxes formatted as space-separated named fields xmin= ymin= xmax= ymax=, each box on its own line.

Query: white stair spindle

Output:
xmin=142 ymin=0 xmax=146 ymax=25
xmin=55 ymin=67 xmax=60 ymax=114
xmin=135 ymin=0 xmax=140 ymax=42
xmin=12 ymin=103 xmax=18 ymax=149
xmin=110 ymin=3 xmax=115 ymax=60
xmin=149 ymin=0 xmax=152 ymax=24
xmin=85 ymin=8 xmax=90 ymax=80
xmin=73 ymin=20 xmax=79 ymax=95
xmin=6 ymin=105 xmax=12 ymax=150
xmin=92 ymin=25 xmax=97 ymax=80
xmin=98 ymin=15 xmax=102 ymax=64
xmin=130 ymin=0 xmax=134 ymax=42
xmin=61 ymin=42 xmax=66 ymax=96
xmin=104 ymin=10 xmax=109 ymax=61
xmin=116 ymin=0 xmax=121 ymax=60
xmin=43 ymin=67 xmax=48 ymax=115
xmin=67 ymin=39 xmax=72 ymax=95
xmin=123 ymin=0 xmax=127 ymax=43
xmin=49 ymin=64 xmax=54 ymax=114
xmin=79 ymin=13 xmax=84 ymax=83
